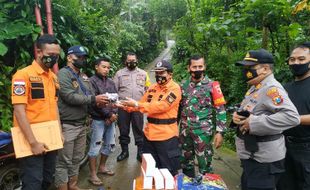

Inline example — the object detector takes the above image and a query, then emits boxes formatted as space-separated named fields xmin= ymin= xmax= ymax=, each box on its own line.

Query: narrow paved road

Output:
xmin=76 ymin=41 xmax=242 ymax=190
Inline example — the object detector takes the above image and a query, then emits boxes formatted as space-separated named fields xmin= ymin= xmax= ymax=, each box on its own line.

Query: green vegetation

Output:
xmin=0 ymin=0 xmax=309 ymax=150
xmin=0 ymin=0 xmax=181 ymax=131
xmin=171 ymin=0 xmax=309 ymax=149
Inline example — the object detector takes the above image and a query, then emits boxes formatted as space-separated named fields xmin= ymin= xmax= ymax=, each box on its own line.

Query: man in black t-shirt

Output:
xmin=277 ymin=42 xmax=310 ymax=190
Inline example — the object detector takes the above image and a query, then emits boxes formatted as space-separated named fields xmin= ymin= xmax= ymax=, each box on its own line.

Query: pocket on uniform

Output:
xmin=167 ymin=148 xmax=181 ymax=158
xmin=167 ymin=148 xmax=182 ymax=172
xmin=269 ymin=159 xmax=285 ymax=174
xmin=136 ymin=77 xmax=145 ymax=86
xmin=31 ymin=88 xmax=45 ymax=99
xmin=120 ymin=75 xmax=130 ymax=86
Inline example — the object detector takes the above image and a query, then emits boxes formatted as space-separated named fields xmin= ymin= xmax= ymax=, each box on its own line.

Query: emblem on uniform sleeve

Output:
xmin=165 ymin=92 xmax=177 ymax=105
xmin=212 ymin=81 xmax=226 ymax=106
xmin=267 ymin=87 xmax=283 ymax=105
xmin=13 ymin=79 xmax=26 ymax=95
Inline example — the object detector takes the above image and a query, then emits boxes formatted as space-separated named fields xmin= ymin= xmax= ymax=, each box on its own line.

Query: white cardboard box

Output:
xmin=141 ymin=166 xmax=153 ymax=189
xmin=153 ymin=168 xmax=164 ymax=190
xmin=159 ymin=168 xmax=174 ymax=190
xmin=142 ymin=153 xmax=156 ymax=177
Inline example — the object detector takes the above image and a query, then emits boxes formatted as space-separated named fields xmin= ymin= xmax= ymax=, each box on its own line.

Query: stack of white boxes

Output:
xmin=133 ymin=153 xmax=175 ymax=190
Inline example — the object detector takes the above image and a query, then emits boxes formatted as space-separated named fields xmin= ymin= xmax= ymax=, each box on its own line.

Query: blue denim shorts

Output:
xmin=88 ymin=119 xmax=116 ymax=157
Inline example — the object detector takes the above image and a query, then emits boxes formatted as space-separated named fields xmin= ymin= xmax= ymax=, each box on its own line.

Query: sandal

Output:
xmin=98 ymin=169 xmax=115 ymax=176
xmin=88 ymin=178 xmax=103 ymax=186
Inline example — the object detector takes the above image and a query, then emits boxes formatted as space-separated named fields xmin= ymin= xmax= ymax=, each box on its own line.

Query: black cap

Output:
xmin=151 ymin=60 xmax=173 ymax=72
xmin=236 ymin=49 xmax=274 ymax=66
xmin=67 ymin=45 xmax=88 ymax=56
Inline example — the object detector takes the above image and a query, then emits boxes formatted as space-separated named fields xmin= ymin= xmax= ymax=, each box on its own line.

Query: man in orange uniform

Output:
xmin=120 ymin=60 xmax=182 ymax=176
xmin=11 ymin=34 xmax=61 ymax=190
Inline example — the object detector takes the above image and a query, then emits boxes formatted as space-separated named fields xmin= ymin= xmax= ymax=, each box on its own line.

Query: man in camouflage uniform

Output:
xmin=179 ymin=55 xmax=227 ymax=177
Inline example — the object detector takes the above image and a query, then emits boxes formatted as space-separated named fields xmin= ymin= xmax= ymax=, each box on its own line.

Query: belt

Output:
xmin=147 ymin=117 xmax=177 ymax=125
xmin=237 ymin=132 xmax=282 ymax=142
xmin=286 ymin=136 xmax=310 ymax=143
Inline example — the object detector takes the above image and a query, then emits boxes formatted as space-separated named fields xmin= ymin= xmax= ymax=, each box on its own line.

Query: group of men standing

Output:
xmin=11 ymin=33 xmax=310 ymax=190
xmin=233 ymin=43 xmax=310 ymax=190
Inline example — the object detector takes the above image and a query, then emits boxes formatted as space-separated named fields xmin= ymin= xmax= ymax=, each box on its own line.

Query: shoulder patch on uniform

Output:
xmin=13 ymin=79 xmax=26 ymax=96
xmin=165 ymin=92 xmax=177 ymax=105
xmin=267 ymin=87 xmax=283 ymax=105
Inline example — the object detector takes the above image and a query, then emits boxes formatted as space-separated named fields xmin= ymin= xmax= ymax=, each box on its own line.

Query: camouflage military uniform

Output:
xmin=179 ymin=76 xmax=226 ymax=175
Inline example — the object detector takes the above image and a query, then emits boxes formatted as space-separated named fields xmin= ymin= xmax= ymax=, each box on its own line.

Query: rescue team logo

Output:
xmin=267 ymin=87 xmax=283 ymax=105
xmin=13 ymin=79 xmax=26 ymax=96
xmin=166 ymin=92 xmax=177 ymax=105
xmin=156 ymin=62 xmax=162 ymax=67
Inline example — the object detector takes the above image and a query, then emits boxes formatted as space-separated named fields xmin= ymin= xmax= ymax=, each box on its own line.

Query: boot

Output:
xmin=183 ymin=168 xmax=195 ymax=178
xmin=68 ymin=175 xmax=90 ymax=190
xmin=57 ymin=183 xmax=68 ymax=190
xmin=136 ymin=145 xmax=143 ymax=162
xmin=117 ymin=145 xmax=129 ymax=162
xmin=117 ymin=150 xmax=129 ymax=162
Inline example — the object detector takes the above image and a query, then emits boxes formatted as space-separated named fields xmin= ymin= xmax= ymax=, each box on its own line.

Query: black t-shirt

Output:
xmin=284 ymin=77 xmax=310 ymax=137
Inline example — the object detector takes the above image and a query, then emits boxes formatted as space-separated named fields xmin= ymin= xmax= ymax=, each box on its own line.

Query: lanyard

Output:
xmin=65 ymin=66 xmax=90 ymax=96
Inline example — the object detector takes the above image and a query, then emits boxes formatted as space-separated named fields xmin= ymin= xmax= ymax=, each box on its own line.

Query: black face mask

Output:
xmin=190 ymin=70 xmax=204 ymax=80
xmin=73 ymin=59 xmax=87 ymax=69
xmin=242 ymin=68 xmax=259 ymax=81
xmin=155 ymin=75 xmax=167 ymax=85
xmin=289 ymin=62 xmax=310 ymax=77
xmin=126 ymin=61 xmax=137 ymax=70
xmin=42 ymin=55 xmax=59 ymax=68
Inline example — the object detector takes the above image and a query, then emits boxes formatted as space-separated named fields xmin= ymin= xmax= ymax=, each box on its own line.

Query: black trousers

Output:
xmin=143 ymin=136 xmax=181 ymax=176
xmin=118 ymin=109 xmax=144 ymax=150
xmin=241 ymin=158 xmax=284 ymax=190
xmin=277 ymin=139 xmax=310 ymax=190
xmin=19 ymin=150 xmax=57 ymax=190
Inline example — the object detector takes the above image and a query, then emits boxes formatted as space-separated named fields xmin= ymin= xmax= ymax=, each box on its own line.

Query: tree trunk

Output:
xmin=262 ymin=26 xmax=269 ymax=49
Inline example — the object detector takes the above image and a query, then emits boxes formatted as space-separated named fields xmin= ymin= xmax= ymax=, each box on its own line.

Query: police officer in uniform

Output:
xmin=113 ymin=52 xmax=150 ymax=162
xmin=55 ymin=46 xmax=108 ymax=190
xmin=120 ymin=60 xmax=182 ymax=176
xmin=277 ymin=42 xmax=310 ymax=190
xmin=12 ymin=34 xmax=61 ymax=190
xmin=233 ymin=49 xmax=300 ymax=190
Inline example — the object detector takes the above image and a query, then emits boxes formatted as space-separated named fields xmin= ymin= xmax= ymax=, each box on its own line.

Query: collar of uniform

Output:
xmin=124 ymin=67 xmax=138 ymax=72
xmin=259 ymin=73 xmax=274 ymax=87
xmin=32 ymin=60 xmax=50 ymax=75
xmin=190 ymin=75 xmax=210 ymax=85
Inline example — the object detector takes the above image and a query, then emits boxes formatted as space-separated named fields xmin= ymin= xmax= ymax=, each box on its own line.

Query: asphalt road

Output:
xmin=72 ymin=41 xmax=242 ymax=190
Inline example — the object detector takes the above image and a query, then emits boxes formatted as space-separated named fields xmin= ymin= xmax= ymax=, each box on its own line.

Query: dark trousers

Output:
xmin=241 ymin=158 xmax=284 ymax=190
xmin=19 ymin=150 xmax=57 ymax=190
xmin=118 ymin=109 xmax=144 ymax=150
xmin=143 ymin=136 xmax=181 ymax=176
xmin=277 ymin=139 xmax=310 ymax=190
